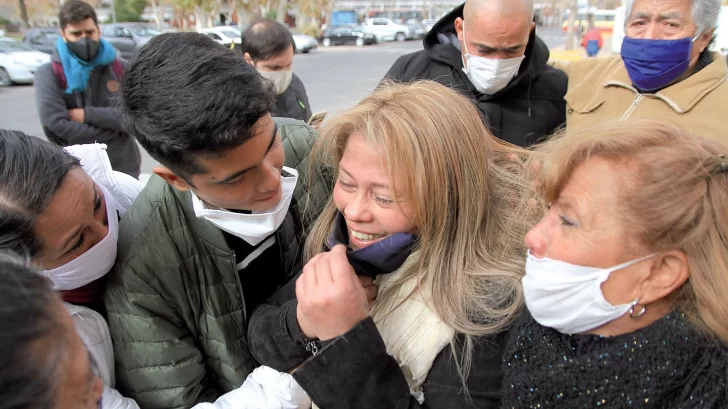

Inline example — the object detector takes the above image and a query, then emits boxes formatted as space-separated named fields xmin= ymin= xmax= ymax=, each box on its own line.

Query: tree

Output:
xmin=17 ymin=0 xmax=29 ymax=30
xmin=114 ymin=0 xmax=146 ymax=21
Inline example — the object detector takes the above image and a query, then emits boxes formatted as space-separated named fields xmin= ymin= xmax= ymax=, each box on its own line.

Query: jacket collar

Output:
xmin=603 ymin=52 xmax=727 ymax=114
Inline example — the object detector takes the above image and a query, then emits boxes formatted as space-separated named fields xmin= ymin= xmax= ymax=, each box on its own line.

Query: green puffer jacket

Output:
xmin=103 ymin=118 xmax=331 ymax=409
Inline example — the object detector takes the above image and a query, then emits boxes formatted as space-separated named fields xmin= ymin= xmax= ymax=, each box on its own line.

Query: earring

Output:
xmin=629 ymin=298 xmax=647 ymax=318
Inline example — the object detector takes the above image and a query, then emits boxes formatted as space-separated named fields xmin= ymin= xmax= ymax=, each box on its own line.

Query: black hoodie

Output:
xmin=384 ymin=4 xmax=567 ymax=147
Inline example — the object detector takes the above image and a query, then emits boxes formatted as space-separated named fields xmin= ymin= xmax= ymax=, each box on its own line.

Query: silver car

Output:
xmin=290 ymin=29 xmax=318 ymax=53
xmin=101 ymin=23 xmax=160 ymax=59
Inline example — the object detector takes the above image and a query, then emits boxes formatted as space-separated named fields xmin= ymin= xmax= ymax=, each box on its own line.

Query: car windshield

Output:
xmin=0 ymin=40 xmax=36 ymax=52
xmin=131 ymin=26 xmax=161 ymax=37
xmin=219 ymin=29 xmax=240 ymax=38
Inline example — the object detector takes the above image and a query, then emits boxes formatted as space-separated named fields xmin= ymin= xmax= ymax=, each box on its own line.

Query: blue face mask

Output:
xmin=620 ymin=36 xmax=698 ymax=92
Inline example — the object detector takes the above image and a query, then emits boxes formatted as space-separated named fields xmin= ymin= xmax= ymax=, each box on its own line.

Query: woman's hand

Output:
xmin=296 ymin=245 xmax=371 ymax=341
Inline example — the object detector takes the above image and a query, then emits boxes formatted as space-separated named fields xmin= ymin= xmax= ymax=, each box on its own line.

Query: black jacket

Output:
xmin=502 ymin=311 xmax=728 ymax=408
xmin=248 ymin=267 xmax=507 ymax=409
xmin=34 ymin=49 xmax=141 ymax=178
xmin=384 ymin=4 xmax=567 ymax=147
xmin=272 ymin=73 xmax=312 ymax=122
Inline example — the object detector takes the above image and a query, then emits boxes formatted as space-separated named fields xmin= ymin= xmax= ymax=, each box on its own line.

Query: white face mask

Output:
xmin=191 ymin=166 xmax=299 ymax=246
xmin=522 ymin=251 xmax=655 ymax=334
xmin=258 ymin=69 xmax=293 ymax=95
xmin=461 ymin=22 xmax=525 ymax=95
xmin=41 ymin=185 xmax=119 ymax=291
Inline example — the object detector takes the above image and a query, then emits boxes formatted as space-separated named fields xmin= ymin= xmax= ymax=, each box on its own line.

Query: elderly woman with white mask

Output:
xmin=502 ymin=120 xmax=728 ymax=408
xmin=0 ymin=130 xmax=310 ymax=409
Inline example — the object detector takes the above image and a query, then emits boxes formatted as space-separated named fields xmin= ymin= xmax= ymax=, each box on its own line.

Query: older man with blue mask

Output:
xmin=557 ymin=0 xmax=728 ymax=139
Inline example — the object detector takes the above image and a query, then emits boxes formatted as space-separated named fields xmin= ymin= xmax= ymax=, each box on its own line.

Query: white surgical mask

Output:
xmin=522 ymin=251 xmax=655 ymax=334
xmin=461 ymin=22 xmax=525 ymax=95
xmin=191 ymin=166 xmax=299 ymax=246
xmin=41 ymin=185 xmax=119 ymax=290
xmin=258 ymin=69 xmax=293 ymax=95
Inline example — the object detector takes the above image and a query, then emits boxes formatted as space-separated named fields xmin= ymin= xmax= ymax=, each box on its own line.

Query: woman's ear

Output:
xmin=639 ymin=250 xmax=690 ymax=305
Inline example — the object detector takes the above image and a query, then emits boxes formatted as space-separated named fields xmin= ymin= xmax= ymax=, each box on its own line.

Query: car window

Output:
xmin=101 ymin=26 xmax=115 ymax=37
xmin=131 ymin=26 xmax=161 ymax=37
xmin=373 ymin=20 xmax=386 ymax=25
xmin=219 ymin=29 xmax=240 ymax=38
xmin=207 ymin=33 xmax=222 ymax=41
xmin=0 ymin=40 xmax=36 ymax=52
xmin=27 ymin=30 xmax=45 ymax=44
xmin=43 ymin=32 xmax=59 ymax=44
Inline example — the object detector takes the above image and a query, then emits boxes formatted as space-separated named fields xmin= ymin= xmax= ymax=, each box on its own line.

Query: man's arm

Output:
xmin=84 ymin=106 xmax=124 ymax=132
xmin=34 ymin=63 xmax=120 ymax=144
xmin=104 ymin=262 xmax=217 ymax=409
xmin=247 ymin=273 xmax=312 ymax=372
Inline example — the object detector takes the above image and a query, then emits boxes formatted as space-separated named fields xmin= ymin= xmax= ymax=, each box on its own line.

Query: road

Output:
xmin=0 ymin=28 xmax=565 ymax=176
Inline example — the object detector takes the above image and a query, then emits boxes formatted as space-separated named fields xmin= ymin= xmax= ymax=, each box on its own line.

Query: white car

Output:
xmin=289 ymin=29 xmax=317 ymax=53
xmin=362 ymin=18 xmax=414 ymax=42
xmin=198 ymin=27 xmax=242 ymax=47
xmin=0 ymin=38 xmax=51 ymax=86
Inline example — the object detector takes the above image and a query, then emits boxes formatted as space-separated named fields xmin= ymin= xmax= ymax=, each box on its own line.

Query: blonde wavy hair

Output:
xmin=527 ymin=119 xmax=728 ymax=345
xmin=305 ymin=80 xmax=535 ymax=376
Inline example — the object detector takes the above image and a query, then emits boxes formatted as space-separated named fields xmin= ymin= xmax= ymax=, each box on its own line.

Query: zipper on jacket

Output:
xmin=621 ymin=94 xmax=643 ymax=120
xmin=230 ymin=250 xmax=248 ymax=328
xmin=304 ymin=338 xmax=321 ymax=355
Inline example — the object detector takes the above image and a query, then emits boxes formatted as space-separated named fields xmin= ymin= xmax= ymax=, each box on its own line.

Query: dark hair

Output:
xmin=120 ymin=32 xmax=275 ymax=178
xmin=0 ymin=130 xmax=81 ymax=257
xmin=59 ymin=0 xmax=98 ymax=30
xmin=0 ymin=251 xmax=70 ymax=409
xmin=241 ymin=18 xmax=295 ymax=62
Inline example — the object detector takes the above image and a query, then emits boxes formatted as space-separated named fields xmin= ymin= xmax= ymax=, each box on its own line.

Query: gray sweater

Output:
xmin=34 ymin=49 xmax=141 ymax=178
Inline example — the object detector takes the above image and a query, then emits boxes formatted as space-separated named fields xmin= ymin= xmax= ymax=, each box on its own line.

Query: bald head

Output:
xmin=463 ymin=0 xmax=535 ymax=23
xmin=456 ymin=0 xmax=535 ymax=61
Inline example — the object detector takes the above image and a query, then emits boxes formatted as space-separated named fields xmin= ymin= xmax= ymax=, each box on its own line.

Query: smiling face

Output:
xmin=32 ymin=167 xmax=109 ymax=270
xmin=332 ymin=133 xmax=416 ymax=250
xmin=155 ymin=115 xmax=285 ymax=212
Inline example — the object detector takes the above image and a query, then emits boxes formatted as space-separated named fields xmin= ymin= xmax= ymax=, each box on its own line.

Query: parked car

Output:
xmin=422 ymin=19 xmax=438 ymax=32
xmin=289 ymin=29 xmax=318 ymax=53
xmin=362 ymin=18 xmax=414 ymax=42
xmin=198 ymin=26 xmax=242 ymax=47
xmin=101 ymin=23 xmax=160 ymax=59
xmin=0 ymin=38 xmax=51 ymax=86
xmin=405 ymin=19 xmax=427 ymax=39
xmin=320 ymin=26 xmax=377 ymax=47
xmin=23 ymin=27 xmax=60 ymax=54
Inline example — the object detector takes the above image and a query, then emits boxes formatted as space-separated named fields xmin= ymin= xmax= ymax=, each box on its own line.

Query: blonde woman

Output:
xmin=504 ymin=120 xmax=728 ymax=408
xmin=247 ymin=81 xmax=534 ymax=409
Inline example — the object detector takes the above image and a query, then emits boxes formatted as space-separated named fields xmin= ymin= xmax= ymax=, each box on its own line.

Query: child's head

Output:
xmin=307 ymin=81 xmax=534 ymax=339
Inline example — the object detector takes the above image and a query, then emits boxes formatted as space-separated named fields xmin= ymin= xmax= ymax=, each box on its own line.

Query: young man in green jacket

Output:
xmin=103 ymin=33 xmax=330 ymax=409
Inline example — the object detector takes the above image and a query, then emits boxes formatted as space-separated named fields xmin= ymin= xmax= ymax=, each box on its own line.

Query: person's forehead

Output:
xmin=468 ymin=12 xmax=531 ymax=43
xmin=340 ymin=135 xmax=392 ymax=185
xmin=261 ymin=47 xmax=294 ymax=66
xmin=64 ymin=19 xmax=97 ymax=32
xmin=194 ymin=118 xmax=276 ymax=182
xmin=630 ymin=0 xmax=691 ymax=17
xmin=33 ymin=168 xmax=95 ymax=252
xmin=562 ymin=158 xmax=625 ymax=215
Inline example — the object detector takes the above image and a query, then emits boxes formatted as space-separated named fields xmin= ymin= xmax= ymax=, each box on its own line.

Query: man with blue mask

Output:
xmin=34 ymin=0 xmax=141 ymax=178
xmin=557 ymin=0 xmax=728 ymax=138
xmin=382 ymin=0 xmax=567 ymax=147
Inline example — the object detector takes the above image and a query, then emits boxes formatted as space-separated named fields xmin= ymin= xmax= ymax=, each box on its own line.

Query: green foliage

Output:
xmin=265 ymin=9 xmax=276 ymax=20
xmin=115 ymin=0 xmax=148 ymax=22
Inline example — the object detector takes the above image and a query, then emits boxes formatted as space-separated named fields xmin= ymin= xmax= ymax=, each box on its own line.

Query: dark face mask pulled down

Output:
xmin=67 ymin=37 xmax=101 ymax=62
